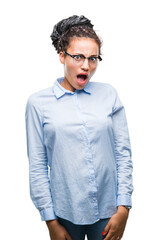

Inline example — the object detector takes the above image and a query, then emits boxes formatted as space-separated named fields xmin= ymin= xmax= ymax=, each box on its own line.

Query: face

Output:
xmin=59 ymin=37 xmax=100 ymax=92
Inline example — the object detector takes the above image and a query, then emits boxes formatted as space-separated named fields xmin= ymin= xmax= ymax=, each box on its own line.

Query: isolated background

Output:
xmin=0 ymin=0 xmax=159 ymax=239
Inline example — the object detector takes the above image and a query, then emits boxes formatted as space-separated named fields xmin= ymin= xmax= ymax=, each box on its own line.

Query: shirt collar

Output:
xmin=53 ymin=77 xmax=92 ymax=99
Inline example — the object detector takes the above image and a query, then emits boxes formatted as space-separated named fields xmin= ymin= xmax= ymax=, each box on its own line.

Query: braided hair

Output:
xmin=50 ymin=15 xmax=102 ymax=54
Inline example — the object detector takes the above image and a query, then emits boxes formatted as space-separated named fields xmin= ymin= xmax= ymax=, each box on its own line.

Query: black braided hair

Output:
xmin=50 ymin=15 xmax=102 ymax=54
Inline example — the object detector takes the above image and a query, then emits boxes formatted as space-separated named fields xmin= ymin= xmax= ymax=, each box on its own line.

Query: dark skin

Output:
xmin=46 ymin=206 xmax=129 ymax=240
xmin=103 ymin=206 xmax=129 ymax=240
xmin=46 ymin=37 xmax=130 ymax=240
xmin=46 ymin=219 xmax=72 ymax=240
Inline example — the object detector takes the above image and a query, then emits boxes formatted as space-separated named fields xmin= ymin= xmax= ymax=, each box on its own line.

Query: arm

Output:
xmin=25 ymin=96 xmax=57 ymax=221
xmin=25 ymin=96 xmax=72 ymax=240
xmin=103 ymin=88 xmax=133 ymax=240
xmin=103 ymin=206 xmax=129 ymax=240
xmin=46 ymin=220 xmax=72 ymax=240
xmin=112 ymin=89 xmax=133 ymax=208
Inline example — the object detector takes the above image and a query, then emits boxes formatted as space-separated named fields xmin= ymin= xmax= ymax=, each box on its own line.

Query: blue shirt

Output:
xmin=25 ymin=77 xmax=133 ymax=225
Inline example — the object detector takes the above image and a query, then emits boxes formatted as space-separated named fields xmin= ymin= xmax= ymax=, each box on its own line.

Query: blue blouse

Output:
xmin=25 ymin=77 xmax=133 ymax=225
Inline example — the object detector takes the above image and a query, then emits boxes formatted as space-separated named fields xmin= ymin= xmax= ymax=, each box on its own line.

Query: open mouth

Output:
xmin=77 ymin=74 xmax=88 ymax=81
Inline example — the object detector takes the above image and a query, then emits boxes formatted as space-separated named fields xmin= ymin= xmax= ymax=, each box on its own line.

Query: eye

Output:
xmin=74 ymin=55 xmax=84 ymax=61
xmin=89 ymin=56 xmax=97 ymax=62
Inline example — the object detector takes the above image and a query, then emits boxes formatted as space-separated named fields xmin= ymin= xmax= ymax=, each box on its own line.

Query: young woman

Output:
xmin=25 ymin=15 xmax=133 ymax=240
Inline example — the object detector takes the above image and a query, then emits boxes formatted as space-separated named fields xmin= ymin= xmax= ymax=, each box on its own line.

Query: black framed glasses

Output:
xmin=64 ymin=51 xmax=102 ymax=66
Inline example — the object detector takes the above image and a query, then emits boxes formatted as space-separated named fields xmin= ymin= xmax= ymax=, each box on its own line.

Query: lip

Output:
xmin=76 ymin=73 xmax=88 ymax=85
xmin=77 ymin=72 xmax=88 ymax=77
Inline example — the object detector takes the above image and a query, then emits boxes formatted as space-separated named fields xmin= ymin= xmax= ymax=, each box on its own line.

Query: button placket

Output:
xmin=73 ymin=91 xmax=99 ymax=218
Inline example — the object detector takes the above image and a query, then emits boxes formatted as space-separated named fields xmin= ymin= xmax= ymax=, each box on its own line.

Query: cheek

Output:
xmin=90 ymin=66 xmax=97 ymax=76
xmin=64 ymin=63 xmax=77 ymax=76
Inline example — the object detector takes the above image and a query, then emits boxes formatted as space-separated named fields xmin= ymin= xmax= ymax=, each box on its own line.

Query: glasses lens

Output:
xmin=72 ymin=55 xmax=100 ymax=66
xmin=74 ymin=58 xmax=98 ymax=66
xmin=73 ymin=55 xmax=85 ymax=65
xmin=89 ymin=57 xmax=98 ymax=65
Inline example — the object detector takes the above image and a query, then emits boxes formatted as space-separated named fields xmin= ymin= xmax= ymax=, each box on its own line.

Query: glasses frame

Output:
xmin=63 ymin=51 xmax=102 ymax=65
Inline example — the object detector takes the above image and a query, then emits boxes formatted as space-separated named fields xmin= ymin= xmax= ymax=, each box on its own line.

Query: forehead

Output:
xmin=67 ymin=37 xmax=99 ymax=55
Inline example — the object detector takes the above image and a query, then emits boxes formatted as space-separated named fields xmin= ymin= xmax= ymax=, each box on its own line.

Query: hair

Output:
xmin=50 ymin=15 xmax=102 ymax=55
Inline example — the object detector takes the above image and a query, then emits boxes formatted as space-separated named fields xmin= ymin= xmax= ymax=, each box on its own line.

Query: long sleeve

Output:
xmin=112 ymin=88 xmax=133 ymax=208
xmin=25 ymin=95 xmax=57 ymax=221
xmin=24 ymin=79 xmax=133 ymax=225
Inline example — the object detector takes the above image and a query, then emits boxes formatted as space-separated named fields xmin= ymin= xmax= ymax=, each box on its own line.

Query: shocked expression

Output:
xmin=59 ymin=37 xmax=100 ymax=92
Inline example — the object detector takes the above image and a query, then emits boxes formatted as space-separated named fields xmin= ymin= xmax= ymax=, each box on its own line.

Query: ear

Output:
xmin=59 ymin=51 xmax=65 ymax=64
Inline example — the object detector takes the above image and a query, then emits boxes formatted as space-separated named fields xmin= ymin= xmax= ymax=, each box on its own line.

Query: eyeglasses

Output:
xmin=64 ymin=51 xmax=102 ymax=66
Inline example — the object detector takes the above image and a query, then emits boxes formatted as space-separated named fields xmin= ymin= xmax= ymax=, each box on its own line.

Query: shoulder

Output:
xmin=89 ymin=81 xmax=117 ymax=95
xmin=26 ymin=86 xmax=53 ymax=107
xmin=25 ymin=87 xmax=53 ymax=117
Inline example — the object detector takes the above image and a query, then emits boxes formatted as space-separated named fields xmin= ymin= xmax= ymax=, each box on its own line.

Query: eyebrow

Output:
xmin=74 ymin=53 xmax=98 ymax=56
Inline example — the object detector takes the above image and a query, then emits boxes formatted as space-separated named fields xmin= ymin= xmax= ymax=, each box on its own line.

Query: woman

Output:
xmin=25 ymin=15 xmax=133 ymax=240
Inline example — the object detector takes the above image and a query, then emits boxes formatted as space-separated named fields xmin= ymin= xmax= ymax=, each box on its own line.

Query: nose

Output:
xmin=81 ymin=58 xmax=89 ymax=71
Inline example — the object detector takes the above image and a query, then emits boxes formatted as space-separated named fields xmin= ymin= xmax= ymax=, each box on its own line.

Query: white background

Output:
xmin=0 ymin=0 xmax=159 ymax=239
